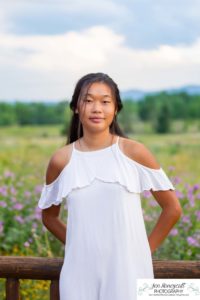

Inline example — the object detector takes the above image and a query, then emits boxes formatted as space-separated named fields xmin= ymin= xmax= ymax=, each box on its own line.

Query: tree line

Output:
xmin=0 ymin=92 xmax=200 ymax=133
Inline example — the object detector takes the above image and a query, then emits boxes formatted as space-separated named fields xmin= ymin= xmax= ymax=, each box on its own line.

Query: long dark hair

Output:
xmin=66 ymin=72 xmax=127 ymax=144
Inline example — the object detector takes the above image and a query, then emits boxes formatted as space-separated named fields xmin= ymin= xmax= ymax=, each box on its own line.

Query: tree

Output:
xmin=153 ymin=103 xmax=171 ymax=133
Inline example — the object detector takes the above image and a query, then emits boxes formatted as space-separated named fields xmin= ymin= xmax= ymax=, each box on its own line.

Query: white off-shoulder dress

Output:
xmin=38 ymin=136 xmax=175 ymax=300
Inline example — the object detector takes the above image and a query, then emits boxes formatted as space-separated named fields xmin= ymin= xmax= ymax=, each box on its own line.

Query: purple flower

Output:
xmin=35 ymin=185 xmax=43 ymax=194
xmin=24 ymin=241 xmax=30 ymax=247
xmin=24 ymin=191 xmax=31 ymax=197
xmin=187 ymin=236 xmax=199 ymax=247
xmin=14 ymin=216 xmax=25 ymax=224
xmin=142 ymin=191 xmax=152 ymax=198
xmin=192 ymin=184 xmax=200 ymax=192
xmin=0 ymin=186 xmax=7 ymax=196
xmin=169 ymin=228 xmax=178 ymax=236
xmin=0 ymin=201 xmax=7 ymax=208
xmin=10 ymin=186 xmax=17 ymax=195
xmin=182 ymin=215 xmax=191 ymax=224
xmin=187 ymin=189 xmax=195 ymax=207
xmin=4 ymin=170 xmax=15 ymax=178
xmin=0 ymin=221 xmax=4 ymax=234
xmin=32 ymin=222 xmax=38 ymax=229
xmin=149 ymin=200 xmax=157 ymax=207
xmin=175 ymin=190 xmax=184 ymax=199
xmin=173 ymin=176 xmax=182 ymax=185
xmin=195 ymin=211 xmax=200 ymax=221
xmin=13 ymin=203 xmax=24 ymax=210
xmin=143 ymin=215 xmax=153 ymax=222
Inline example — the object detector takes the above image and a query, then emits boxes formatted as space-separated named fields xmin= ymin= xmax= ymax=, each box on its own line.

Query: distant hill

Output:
xmin=1 ymin=85 xmax=200 ymax=103
xmin=121 ymin=85 xmax=200 ymax=101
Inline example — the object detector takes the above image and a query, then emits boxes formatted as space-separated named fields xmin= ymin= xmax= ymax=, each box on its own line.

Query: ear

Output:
xmin=75 ymin=108 xmax=78 ymax=114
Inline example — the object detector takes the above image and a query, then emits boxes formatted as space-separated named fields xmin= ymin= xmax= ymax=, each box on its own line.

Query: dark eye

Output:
xmin=103 ymin=100 xmax=110 ymax=104
xmin=84 ymin=99 xmax=92 ymax=102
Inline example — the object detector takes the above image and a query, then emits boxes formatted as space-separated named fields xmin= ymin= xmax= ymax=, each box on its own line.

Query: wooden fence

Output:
xmin=0 ymin=256 xmax=200 ymax=300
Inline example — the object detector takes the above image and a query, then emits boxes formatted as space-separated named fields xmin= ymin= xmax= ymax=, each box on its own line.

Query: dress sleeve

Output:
xmin=136 ymin=163 xmax=175 ymax=192
xmin=38 ymin=158 xmax=74 ymax=209
xmin=38 ymin=179 xmax=66 ymax=209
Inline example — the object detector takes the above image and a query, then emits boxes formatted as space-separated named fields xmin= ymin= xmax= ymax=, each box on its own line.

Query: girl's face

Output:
xmin=76 ymin=82 xmax=117 ymax=134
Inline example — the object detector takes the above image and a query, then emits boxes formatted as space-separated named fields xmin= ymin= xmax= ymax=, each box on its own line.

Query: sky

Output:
xmin=1 ymin=0 xmax=200 ymax=101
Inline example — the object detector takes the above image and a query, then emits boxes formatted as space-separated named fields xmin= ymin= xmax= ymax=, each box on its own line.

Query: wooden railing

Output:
xmin=0 ymin=256 xmax=200 ymax=300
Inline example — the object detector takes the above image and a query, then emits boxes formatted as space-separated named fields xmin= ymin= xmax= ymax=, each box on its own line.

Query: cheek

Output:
xmin=104 ymin=105 xmax=115 ymax=117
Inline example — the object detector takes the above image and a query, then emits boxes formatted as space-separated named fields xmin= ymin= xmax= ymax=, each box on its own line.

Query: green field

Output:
xmin=0 ymin=125 xmax=199 ymax=299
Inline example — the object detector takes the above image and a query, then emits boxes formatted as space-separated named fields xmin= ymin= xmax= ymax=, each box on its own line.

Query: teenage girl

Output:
xmin=38 ymin=72 xmax=182 ymax=300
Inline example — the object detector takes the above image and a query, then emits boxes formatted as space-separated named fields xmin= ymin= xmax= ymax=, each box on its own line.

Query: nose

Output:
xmin=92 ymin=101 xmax=102 ymax=113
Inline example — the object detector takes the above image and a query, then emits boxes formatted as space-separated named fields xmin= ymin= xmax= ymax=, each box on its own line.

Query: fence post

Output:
xmin=50 ymin=279 xmax=60 ymax=300
xmin=6 ymin=278 xmax=20 ymax=300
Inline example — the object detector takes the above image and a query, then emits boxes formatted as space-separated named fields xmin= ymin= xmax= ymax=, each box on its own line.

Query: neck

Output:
xmin=80 ymin=130 xmax=115 ymax=150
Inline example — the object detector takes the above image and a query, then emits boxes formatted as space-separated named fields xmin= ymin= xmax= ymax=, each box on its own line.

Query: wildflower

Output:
xmin=0 ymin=186 xmax=7 ymax=196
xmin=13 ymin=203 xmax=24 ymax=210
xmin=24 ymin=190 xmax=31 ymax=197
xmin=182 ymin=215 xmax=191 ymax=224
xmin=4 ymin=170 xmax=15 ymax=178
xmin=192 ymin=184 xmax=200 ymax=192
xmin=0 ymin=201 xmax=7 ymax=208
xmin=149 ymin=200 xmax=157 ymax=207
xmin=169 ymin=228 xmax=178 ymax=236
xmin=173 ymin=176 xmax=182 ymax=185
xmin=32 ymin=222 xmax=38 ymax=229
xmin=187 ymin=236 xmax=199 ymax=247
xmin=143 ymin=215 xmax=153 ymax=222
xmin=14 ymin=215 xmax=25 ymax=224
xmin=24 ymin=241 xmax=30 ymax=247
xmin=0 ymin=221 xmax=4 ymax=234
xmin=35 ymin=185 xmax=43 ymax=194
xmin=175 ymin=190 xmax=184 ymax=199
xmin=195 ymin=211 xmax=200 ymax=221
xmin=142 ymin=191 xmax=152 ymax=198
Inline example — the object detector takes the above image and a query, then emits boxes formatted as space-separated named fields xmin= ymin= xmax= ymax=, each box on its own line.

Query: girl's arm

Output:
xmin=123 ymin=138 xmax=182 ymax=254
xmin=41 ymin=148 xmax=70 ymax=245
xmin=42 ymin=204 xmax=66 ymax=245
xmin=148 ymin=189 xmax=182 ymax=254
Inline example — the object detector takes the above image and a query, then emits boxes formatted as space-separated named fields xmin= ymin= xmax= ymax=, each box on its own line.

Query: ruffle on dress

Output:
xmin=38 ymin=144 xmax=175 ymax=209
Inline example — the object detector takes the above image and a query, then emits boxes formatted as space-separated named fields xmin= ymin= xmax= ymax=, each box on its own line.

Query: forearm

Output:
xmin=148 ymin=209 xmax=181 ymax=254
xmin=43 ymin=217 xmax=67 ymax=245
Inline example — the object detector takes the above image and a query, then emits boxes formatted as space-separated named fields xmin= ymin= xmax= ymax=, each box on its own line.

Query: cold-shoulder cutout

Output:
xmin=38 ymin=144 xmax=74 ymax=209
xmin=118 ymin=137 xmax=161 ymax=170
xmin=45 ymin=143 xmax=73 ymax=186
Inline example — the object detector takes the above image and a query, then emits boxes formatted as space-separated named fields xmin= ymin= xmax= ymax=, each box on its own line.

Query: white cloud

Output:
xmin=0 ymin=26 xmax=200 ymax=100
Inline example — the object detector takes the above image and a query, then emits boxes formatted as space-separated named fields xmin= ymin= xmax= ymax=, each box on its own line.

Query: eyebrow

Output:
xmin=83 ymin=93 xmax=112 ymax=98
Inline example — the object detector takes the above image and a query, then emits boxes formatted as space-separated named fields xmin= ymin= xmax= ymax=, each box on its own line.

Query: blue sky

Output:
xmin=1 ymin=0 xmax=200 ymax=100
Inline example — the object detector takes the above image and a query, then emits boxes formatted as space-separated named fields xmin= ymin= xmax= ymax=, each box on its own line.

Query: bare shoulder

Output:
xmin=45 ymin=143 xmax=73 ymax=185
xmin=119 ymin=137 xmax=160 ymax=169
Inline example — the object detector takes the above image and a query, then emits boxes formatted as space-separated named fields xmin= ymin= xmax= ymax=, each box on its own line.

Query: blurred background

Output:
xmin=0 ymin=1 xmax=200 ymax=298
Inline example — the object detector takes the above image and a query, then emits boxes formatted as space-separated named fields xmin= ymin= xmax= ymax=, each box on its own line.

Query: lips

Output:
xmin=89 ymin=117 xmax=104 ymax=123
